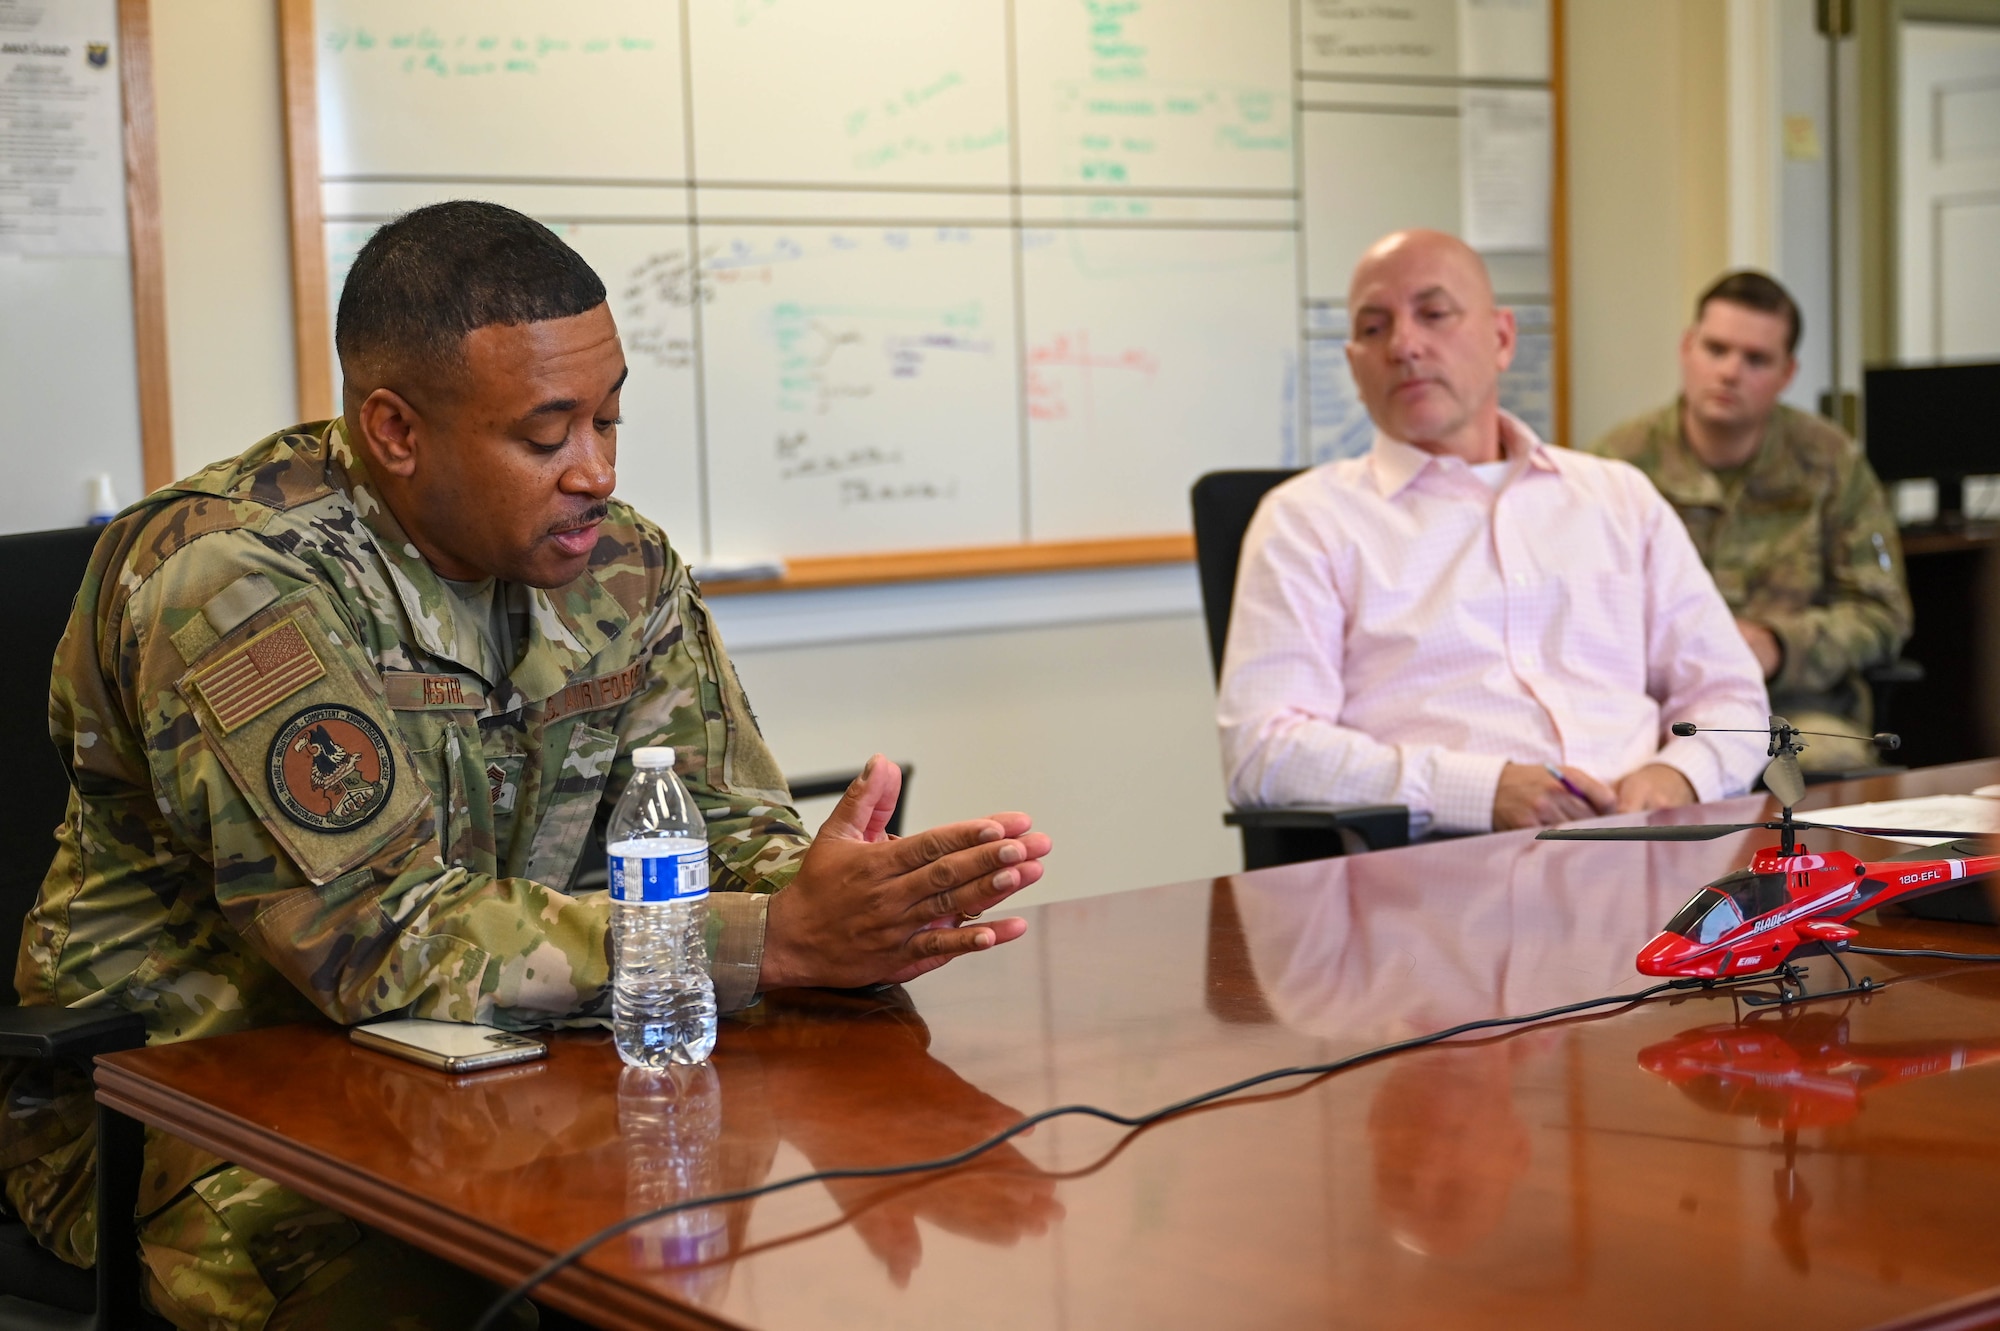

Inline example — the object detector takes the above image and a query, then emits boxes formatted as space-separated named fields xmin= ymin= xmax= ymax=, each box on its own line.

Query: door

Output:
xmin=1899 ymin=20 xmax=2000 ymax=360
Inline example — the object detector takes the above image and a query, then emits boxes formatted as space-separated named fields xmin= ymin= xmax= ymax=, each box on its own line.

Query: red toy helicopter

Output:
xmin=1538 ymin=717 xmax=1998 ymax=1003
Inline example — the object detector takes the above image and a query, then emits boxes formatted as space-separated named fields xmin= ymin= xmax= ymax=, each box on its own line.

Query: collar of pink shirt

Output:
xmin=1365 ymin=411 xmax=1559 ymax=500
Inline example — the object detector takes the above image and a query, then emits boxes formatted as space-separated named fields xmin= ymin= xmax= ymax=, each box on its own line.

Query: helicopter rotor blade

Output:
xmin=1535 ymin=818 xmax=1996 ymax=844
xmin=1763 ymin=751 xmax=1807 ymax=810
xmin=1790 ymin=821 xmax=1998 ymax=841
xmin=1535 ymin=823 xmax=1768 ymax=842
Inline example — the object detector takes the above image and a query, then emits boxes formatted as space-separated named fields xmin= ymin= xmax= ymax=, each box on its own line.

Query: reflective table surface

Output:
xmin=97 ymin=762 xmax=2000 ymax=1330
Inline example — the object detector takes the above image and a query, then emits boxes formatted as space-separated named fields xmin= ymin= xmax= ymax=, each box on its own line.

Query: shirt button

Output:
xmin=1512 ymin=573 xmax=1531 ymax=587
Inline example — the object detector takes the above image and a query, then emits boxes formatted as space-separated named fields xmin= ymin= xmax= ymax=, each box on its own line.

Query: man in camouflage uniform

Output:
xmin=1 ymin=202 xmax=1051 ymax=1328
xmin=1587 ymin=271 xmax=1912 ymax=771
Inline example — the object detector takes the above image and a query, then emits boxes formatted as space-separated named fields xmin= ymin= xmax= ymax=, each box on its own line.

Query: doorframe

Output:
xmin=1859 ymin=0 xmax=2000 ymax=363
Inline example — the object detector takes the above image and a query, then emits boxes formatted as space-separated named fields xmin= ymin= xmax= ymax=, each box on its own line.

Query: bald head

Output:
xmin=1344 ymin=229 xmax=1515 ymax=461
xmin=1348 ymin=229 xmax=1496 ymax=311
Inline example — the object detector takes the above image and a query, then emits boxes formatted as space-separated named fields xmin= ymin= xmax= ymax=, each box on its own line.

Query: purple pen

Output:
xmin=1543 ymin=762 xmax=1592 ymax=804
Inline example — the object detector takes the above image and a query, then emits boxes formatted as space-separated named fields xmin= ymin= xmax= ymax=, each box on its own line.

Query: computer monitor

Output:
xmin=1862 ymin=361 xmax=2000 ymax=524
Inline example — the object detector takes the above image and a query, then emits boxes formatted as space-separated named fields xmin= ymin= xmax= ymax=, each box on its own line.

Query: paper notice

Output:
xmin=0 ymin=29 xmax=126 ymax=257
xmin=1300 ymin=0 xmax=1456 ymax=78
xmin=1458 ymin=0 xmax=1549 ymax=80
xmin=1499 ymin=304 xmax=1552 ymax=442
xmin=1459 ymin=87 xmax=1549 ymax=253
xmin=1804 ymin=795 xmax=2000 ymax=847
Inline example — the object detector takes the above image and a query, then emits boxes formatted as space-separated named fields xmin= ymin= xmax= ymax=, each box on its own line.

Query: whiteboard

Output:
xmin=0 ymin=0 xmax=149 ymax=533
xmin=301 ymin=0 xmax=1561 ymax=567
xmin=698 ymin=224 xmax=1022 ymax=560
xmin=1022 ymin=227 xmax=1298 ymax=536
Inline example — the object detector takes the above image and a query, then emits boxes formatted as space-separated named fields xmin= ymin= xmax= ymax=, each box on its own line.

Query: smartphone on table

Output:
xmin=350 ymin=1018 xmax=547 ymax=1073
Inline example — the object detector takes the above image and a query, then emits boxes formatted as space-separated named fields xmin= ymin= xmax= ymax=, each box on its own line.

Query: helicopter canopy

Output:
xmin=1662 ymin=869 xmax=1790 ymax=945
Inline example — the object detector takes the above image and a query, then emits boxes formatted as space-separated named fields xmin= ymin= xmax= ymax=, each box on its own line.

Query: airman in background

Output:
xmin=1587 ymin=271 xmax=1912 ymax=771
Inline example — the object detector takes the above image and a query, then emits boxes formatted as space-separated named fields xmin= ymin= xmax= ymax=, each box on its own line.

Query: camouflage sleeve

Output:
xmin=602 ymin=551 xmax=809 ymax=897
xmin=1760 ymin=456 xmax=1914 ymax=697
xmin=106 ymin=528 xmax=613 ymax=1030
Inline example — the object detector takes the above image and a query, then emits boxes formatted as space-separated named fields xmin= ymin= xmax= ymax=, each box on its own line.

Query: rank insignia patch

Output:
xmin=268 ymin=705 xmax=395 ymax=831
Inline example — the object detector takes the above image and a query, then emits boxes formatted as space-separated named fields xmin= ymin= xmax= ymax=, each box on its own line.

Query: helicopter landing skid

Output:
xmin=1740 ymin=952 xmax=1880 ymax=1007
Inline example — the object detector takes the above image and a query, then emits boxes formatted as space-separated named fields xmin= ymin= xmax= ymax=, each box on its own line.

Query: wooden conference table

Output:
xmin=96 ymin=762 xmax=2000 ymax=1331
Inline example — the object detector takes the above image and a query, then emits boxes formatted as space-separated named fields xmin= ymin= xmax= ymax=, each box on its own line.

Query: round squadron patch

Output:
xmin=267 ymin=705 xmax=395 ymax=832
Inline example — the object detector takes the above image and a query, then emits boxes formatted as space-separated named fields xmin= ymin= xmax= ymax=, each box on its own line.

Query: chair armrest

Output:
xmin=1224 ymin=804 xmax=1410 ymax=851
xmin=786 ymin=771 xmax=863 ymax=802
xmin=0 ymin=1007 xmax=146 ymax=1061
xmin=1864 ymin=658 xmax=1925 ymax=685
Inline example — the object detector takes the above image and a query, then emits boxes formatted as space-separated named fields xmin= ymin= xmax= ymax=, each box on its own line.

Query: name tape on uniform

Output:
xmin=383 ymin=672 xmax=482 ymax=712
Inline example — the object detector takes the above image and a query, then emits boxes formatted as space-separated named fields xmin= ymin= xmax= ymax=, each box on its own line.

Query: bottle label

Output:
xmin=609 ymin=851 xmax=709 ymax=903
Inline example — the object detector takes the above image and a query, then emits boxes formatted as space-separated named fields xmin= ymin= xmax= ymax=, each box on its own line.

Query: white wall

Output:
xmin=151 ymin=0 xmax=299 ymax=474
xmin=723 ymin=603 xmax=1237 ymax=906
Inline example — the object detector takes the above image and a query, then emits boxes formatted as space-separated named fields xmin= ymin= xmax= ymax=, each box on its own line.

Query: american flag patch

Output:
xmin=193 ymin=619 xmax=326 ymax=733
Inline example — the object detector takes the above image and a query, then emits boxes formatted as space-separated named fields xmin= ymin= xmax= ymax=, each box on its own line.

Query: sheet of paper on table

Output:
xmin=1805 ymin=793 xmax=2000 ymax=847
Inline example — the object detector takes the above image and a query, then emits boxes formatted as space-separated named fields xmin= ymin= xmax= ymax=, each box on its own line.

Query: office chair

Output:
xmin=0 ymin=526 xmax=162 ymax=1331
xmin=1792 ymin=656 xmax=1925 ymax=788
xmin=1190 ymin=471 xmax=1408 ymax=870
xmin=1865 ymin=657 xmax=1925 ymax=739
xmin=784 ymin=765 xmax=913 ymax=837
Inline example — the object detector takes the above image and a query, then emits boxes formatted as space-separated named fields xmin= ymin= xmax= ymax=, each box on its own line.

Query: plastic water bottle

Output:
xmin=607 ymin=746 xmax=715 ymax=1066
xmin=619 ymin=1064 xmax=729 ymax=1297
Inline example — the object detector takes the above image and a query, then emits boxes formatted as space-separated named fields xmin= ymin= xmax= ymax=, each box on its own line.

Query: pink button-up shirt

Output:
xmin=1217 ymin=415 xmax=1770 ymax=834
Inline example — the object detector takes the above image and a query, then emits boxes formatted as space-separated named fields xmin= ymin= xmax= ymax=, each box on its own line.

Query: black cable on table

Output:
xmin=1847 ymin=944 xmax=2000 ymax=963
xmin=472 ymin=970 xmax=1788 ymax=1330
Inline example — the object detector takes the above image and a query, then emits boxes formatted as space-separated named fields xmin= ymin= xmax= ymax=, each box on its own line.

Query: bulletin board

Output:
xmin=0 ymin=0 xmax=172 ymax=534
xmin=279 ymin=0 xmax=1567 ymax=591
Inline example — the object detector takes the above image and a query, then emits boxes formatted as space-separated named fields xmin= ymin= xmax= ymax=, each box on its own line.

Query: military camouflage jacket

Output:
xmin=1587 ymin=402 xmax=1912 ymax=726
xmin=4 ymin=420 xmax=807 ymax=1262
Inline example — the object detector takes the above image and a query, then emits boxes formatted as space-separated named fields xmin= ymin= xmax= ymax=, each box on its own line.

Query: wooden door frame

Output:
xmin=117 ymin=0 xmax=174 ymax=489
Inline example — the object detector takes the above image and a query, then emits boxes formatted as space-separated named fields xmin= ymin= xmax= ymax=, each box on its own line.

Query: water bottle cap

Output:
xmin=631 ymin=746 xmax=675 ymax=769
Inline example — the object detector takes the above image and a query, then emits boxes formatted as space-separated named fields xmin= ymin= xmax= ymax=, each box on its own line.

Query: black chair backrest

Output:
xmin=0 ymin=527 xmax=104 ymax=1005
xmin=1189 ymin=470 xmax=1301 ymax=683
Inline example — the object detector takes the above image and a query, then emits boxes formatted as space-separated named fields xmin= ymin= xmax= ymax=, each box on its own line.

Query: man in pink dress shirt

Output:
xmin=1217 ymin=230 xmax=1769 ymax=836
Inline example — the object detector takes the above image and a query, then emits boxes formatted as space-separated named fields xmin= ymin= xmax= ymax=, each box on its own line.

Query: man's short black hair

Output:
xmin=335 ymin=199 xmax=607 ymax=399
xmin=1695 ymin=270 xmax=1802 ymax=357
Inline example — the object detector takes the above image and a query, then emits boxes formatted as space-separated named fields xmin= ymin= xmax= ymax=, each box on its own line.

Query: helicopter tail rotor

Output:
xmin=1763 ymin=751 xmax=1807 ymax=811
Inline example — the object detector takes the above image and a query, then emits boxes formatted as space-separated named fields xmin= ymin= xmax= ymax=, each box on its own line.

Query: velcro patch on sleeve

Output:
xmin=383 ymin=671 xmax=483 ymax=712
xmin=541 ymin=660 xmax=645 ymax=723
xmin=190 ymin=619 xmax=326 ymax=733
xmin=179 ymin=588 xmax=431 ymax=886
